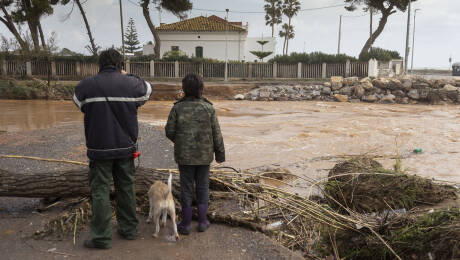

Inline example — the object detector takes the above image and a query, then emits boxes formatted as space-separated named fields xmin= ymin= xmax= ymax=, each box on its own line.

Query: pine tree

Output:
xmin=124 ymin=18 xmax=141 ymax=53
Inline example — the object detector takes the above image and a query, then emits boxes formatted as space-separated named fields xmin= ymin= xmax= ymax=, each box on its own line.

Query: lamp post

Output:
xmin=410 ymin=9 xmax=420 ymax=73
xmin=337 ymin=15 xmax=342 ymax=55
xmin=119 ymin=0 xmax=125 ymax=62
xmin=404 ymin=0 xmax=411 ymax=73
xmin=224 ymin=8 xmax=229 ymax=82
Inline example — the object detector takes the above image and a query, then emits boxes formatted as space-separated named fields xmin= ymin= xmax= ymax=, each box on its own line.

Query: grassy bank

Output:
xmin=0 ymin=79 xmax=76 ymax=100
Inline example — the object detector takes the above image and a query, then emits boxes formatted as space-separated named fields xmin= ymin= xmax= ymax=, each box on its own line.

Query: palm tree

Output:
xmin=264 ymin=0 xmax=283 ymax=37
xmin=279 ymin=23 xmax=294 ymax=55
xmin=281 ymin=0 xmax=300 ymax=55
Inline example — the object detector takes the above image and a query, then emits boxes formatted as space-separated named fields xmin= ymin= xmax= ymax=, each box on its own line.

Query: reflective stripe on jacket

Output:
xmin=73 ymin=66 xmax=152 ymax=160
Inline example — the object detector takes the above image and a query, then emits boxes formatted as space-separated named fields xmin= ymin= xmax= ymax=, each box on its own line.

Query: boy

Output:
xmin=165 ymin=74 xmax=225 ymax=235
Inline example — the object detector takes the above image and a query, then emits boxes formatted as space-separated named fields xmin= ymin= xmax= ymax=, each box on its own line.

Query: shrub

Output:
xmin=359 ymin=47 xmax=401 ymax=62
xmin=269 ymin=52 xmax=357 ymax=64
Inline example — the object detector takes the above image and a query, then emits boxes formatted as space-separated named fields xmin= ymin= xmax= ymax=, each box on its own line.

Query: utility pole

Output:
xmin=337 ymin=15 xmax=342 ymax=55
xmin=404 ymin=0 xmax=412 ymax=73
xmin=119 ymin=0 xmax=125 ymax=62
xmin=224 ymin=8 xmax=229 ymax=82
xmin=369 ymin=7 xmax=373 ymax=51
xmin=410 ymin=9 xmax=420 ymax=73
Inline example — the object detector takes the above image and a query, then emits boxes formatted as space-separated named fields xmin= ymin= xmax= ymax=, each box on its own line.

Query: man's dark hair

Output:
xmin=182 ymin=74 xmax=204 ymax=98
xmin=98 ymin=49 xmax=123 ymax=70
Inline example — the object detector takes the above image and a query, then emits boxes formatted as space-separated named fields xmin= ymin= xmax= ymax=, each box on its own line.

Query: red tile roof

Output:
xmin=156 ymin=16 xmax=246 ymax=32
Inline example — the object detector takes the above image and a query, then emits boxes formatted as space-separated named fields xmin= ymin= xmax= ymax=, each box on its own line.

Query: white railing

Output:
xmin=1 ymin=59 xmax=408 ymax=79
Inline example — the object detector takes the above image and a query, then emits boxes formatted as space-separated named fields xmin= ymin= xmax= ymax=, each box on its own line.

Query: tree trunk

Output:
xmin=142 ymin=2 xmax=161 ymax=59
xmin=75 ymin=0 xmax=98 ymax=56
xmin=286 ymin=18 xmax=291 ymax=55
xmin=0 ymin=7 xmax=29 ymax=52
xmin=0 ymin=167 xmax=180 ymax=198
xmin=38 ymin=22 xmax=46 ymax=51
xmin=271 ymin=24 xmax=274 ymax=38
xmin=359 ymin=8 xmax=394 ymax=57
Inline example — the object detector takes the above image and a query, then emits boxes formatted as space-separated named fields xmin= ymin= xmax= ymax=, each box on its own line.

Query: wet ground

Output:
xmin=0 ymin=123 xmax=303 ymax=260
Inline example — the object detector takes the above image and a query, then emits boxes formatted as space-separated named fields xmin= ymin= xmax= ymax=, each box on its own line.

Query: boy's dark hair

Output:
xmin=182 ymin=74 xmax=204 ymax=98
xmin=98 ymin=49 xmax=123 ymax=70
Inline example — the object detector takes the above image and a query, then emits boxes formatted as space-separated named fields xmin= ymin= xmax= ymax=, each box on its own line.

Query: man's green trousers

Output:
xmin=89 ymin=158 xmax=138 ymax=248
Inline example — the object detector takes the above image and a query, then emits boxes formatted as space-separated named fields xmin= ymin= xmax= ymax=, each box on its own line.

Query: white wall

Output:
xmin=144 ymin=31 xmax=248 ymax=61
xmin=245 ymin=37 xmax=277 ymax=62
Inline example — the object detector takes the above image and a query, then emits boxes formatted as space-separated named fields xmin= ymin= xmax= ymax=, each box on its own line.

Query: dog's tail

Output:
xmin=165 ymin=172 xmax=172 ymax=199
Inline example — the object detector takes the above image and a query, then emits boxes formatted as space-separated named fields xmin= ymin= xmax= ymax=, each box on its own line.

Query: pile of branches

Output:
xmin=30 ymin=159 xmax=459 ymax=259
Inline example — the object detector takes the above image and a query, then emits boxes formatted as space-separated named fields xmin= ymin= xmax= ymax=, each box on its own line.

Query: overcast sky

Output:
xmin=0 ymin=0 xmax=457 ymax=69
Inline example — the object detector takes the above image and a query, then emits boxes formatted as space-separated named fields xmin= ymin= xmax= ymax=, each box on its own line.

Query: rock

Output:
xmin=362 ymin=94 xmax=377 ymax=102
xmin=333 ymin=94 xmax=348 ymax=102
xmin=401 ymin=97 xmax=410 ymax=104
xmin=259 ymin=91 xmax=271 ymax=98
xmin=402 ymin=79 xmax=412 ymax=90
xmin=442 ymin=84 xmax=457 ymax=91
xmin=419 ymin=88 xmax=430 ymax=99
xmin=321 ymin=87 xmax=332 ymax=95
xmin=388 ymin=79 xmax=403 ymax=90
xmin=331 ymin=76 xmax=343 ymax=90
xmin=372 ymin=78 xmax=390 ymax=89
xmin=408 ymin=89 xmax=420 ymax=100
xmin=360 ymin=77 xmax=372 ymax=84
xmin=379 ymin=94 xmax=395 ymax=104
xmin=360 ymin=81 xmax=374 ymax=91
xmin=339 ymin=86 xmax=352 ymax=96
xmin=351 ymin=85 xmax=365 ymax=98
xmin=393 ymin=90 xmax=405 ymax=97
xmin=344 ymin=77 xmax=359 ymax=86
xmin=428 ymin=91 xmax=442 ymax=105
xmin=323 ymin=82 xmax=332 ymax=88
xmin=412 ymin=81 xmax=430 ymax=89
xmin=312 ymin=90 xmax=321 ymax=97
xmin=234 ymin=94 xmax=245 ymax=100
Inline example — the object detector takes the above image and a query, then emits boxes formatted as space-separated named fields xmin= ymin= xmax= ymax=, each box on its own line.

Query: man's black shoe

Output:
xmin=117 ymin=230 xmax=137 ymax=240
xmin=83 ymin=240 xmax=111 ymax=249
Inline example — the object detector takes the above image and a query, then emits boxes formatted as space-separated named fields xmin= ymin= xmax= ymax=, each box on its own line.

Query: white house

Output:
xmin=143 ymin=15 xmax=276 ymax=62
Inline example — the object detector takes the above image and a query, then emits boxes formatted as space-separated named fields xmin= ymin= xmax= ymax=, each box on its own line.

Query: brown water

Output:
xmin=1 ymin=100 xmax=460 ymax=185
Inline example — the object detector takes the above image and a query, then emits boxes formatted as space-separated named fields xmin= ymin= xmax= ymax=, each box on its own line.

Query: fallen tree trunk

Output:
xmin=0 ymin=167 xmax=180 ymax=198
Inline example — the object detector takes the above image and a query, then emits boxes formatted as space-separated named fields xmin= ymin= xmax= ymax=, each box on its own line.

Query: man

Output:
xmin=73 ymin=49 xmax=152 ymax=249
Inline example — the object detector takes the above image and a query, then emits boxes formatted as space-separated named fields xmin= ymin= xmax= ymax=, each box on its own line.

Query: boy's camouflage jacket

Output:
xmin=165 ymin=96 xmax=225 ymax=165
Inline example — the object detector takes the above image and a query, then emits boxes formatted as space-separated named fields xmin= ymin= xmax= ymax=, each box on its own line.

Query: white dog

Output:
xmin=146 ymin=173 xmax=179 ymax=240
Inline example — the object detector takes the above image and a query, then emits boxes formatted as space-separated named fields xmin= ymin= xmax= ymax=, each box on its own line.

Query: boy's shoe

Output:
xmin=177 ymin=206 xmax=193 ymax=235
xmin=197 ymin=204 xmax=211 ymax=232
xmin=83 ymin=240 xmax=111 ymax=249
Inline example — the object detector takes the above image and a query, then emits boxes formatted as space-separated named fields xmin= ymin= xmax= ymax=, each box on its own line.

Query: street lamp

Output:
xmin=410 ymin=9 xmax=421 ymax=73
xmin=224 ymin=8 xmax=229 ymax=82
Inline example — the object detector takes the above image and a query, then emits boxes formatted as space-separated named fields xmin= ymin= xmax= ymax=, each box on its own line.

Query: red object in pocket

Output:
xmin=133 ymin=151 xmax=141 ymax=158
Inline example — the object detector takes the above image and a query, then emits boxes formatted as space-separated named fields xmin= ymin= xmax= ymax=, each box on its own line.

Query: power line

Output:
xmin=193 ymin=3 xmax=346 ymax=14
xmin=126 ymin=1 xmax=347 ymax=14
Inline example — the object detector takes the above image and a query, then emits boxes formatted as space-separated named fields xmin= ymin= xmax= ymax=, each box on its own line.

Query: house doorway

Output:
xmin=195 ymin=46 xmax=203 ymax=58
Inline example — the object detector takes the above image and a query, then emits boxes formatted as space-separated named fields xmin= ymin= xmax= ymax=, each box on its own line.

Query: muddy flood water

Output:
xmin=1 ymin=100 xmax=460 ymax=188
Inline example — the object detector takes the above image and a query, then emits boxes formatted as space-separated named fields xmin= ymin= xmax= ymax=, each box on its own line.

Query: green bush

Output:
xmin=269 ymin=52 xmax=357 ymax=64
xmin=359 ymin=47 xmax=401 ymax=62
xmin=0 ymin=80 xmax=37 ymax=99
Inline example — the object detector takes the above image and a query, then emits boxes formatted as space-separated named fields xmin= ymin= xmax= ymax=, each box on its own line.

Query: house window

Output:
xmin=195 ymin=46 xmax=203 ymax=58
xmin=171 ymin=46 xmax=179 ymax=51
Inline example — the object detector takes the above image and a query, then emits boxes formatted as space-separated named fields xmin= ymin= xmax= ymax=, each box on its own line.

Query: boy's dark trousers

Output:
xmin=88 ymin=158 xmax=139 ymax=248
xmin=178 ymin=165 xmax=210 ymax=207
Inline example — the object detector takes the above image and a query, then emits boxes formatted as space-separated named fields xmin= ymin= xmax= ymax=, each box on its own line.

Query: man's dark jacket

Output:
xmin=73 ymin=66 xmax=152 ymax=160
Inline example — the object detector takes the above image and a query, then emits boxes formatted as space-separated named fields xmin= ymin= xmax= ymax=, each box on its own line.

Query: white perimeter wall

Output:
xmin=244 ymin=37 xmax=277 ymax=62
xmin=147 ymin=31 xmax=247 ymax=61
